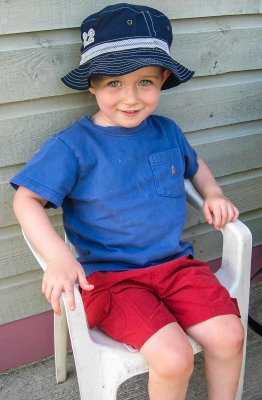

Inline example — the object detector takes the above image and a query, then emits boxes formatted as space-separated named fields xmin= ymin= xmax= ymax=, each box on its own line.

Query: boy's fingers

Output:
xmin=50 ymin=288 xmax=62 ymax=315
xmin=211 ymin=205 xmax=223 ymax=230
xmin=227 ymin=205 xmax=235 ymax=222
xmin=44 ymin=284 xmax=53 ymax=303
xmin=231 ymin=205 xmax=239 ymax=221
xmin=220 ymin=203 xmax=228 ymax=228
xmin=204 ymin=197 xmax=239 ymax=229
xmin=203 ymin=203 xmax=213 ymax=224
xmin=64 ymin=283 xmax=76 ymax=311
xmin=78 ymin=269 xmax=94 ymax=291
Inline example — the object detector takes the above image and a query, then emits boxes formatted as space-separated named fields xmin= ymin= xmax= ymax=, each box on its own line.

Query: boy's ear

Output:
xmin=89 ymin=83 xmax=95 ymax=95
xmin=161 ymin=69 xmax=171 ymax=85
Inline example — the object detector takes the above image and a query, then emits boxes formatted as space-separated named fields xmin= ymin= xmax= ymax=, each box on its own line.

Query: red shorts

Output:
xmin=81 ymin=256 xmax=240 ymax=350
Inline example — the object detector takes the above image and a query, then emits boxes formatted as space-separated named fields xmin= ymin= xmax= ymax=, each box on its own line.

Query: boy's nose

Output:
xmin=123 ymin=86 xmax=139 ymax=105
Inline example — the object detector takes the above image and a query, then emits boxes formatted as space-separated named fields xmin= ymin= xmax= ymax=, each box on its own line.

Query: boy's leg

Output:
xmin=140 ymin=322 xmax=194 ymax=400
xmin=82 ymin=268 xmax=194 ymax=400
xmin=186 ymin=314 xmax=244 ymax=400
xmin=155 ymin=257 xmax=243 ymax=399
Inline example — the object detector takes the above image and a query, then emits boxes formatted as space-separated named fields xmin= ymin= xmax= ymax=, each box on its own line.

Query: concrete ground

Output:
xmin=0 ymin=282 xmax=261 ymax=400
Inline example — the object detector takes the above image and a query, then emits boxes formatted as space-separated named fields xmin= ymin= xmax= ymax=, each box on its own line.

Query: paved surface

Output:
xmin=0 ymin=283 xmax=261 ymax=400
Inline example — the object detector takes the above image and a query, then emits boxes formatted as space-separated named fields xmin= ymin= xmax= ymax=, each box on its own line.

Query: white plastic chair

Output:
xmin=22 ymin=180 xmax=252 ymax=400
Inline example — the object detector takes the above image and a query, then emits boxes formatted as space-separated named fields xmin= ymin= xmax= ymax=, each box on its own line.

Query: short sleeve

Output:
xmin=10 ymin=136 xmax=79 ymax=208
xmin=175 ymin=125 xmax=199 ymax=179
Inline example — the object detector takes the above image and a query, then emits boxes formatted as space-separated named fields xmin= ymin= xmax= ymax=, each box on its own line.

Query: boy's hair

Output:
xmin=61 ymin=3 xmax=194 ymax=92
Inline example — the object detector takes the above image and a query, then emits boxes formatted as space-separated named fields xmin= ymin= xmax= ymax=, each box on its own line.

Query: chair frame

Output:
xmin=23 ymin=180 xmax=252 ymax=400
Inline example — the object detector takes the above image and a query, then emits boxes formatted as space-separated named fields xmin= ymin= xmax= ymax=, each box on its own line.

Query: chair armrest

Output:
xmin=184 ymin=179 xmax=252 ymax=321
xmin=61 ymin=285 xmax=95 ymax=347
xmin=184 ymin=179 xmax=203 ymax=210
xmin=218 ymin=221 xmax=252 ymax=316
xmin=22 ymin=230 xmax=94 ymax=336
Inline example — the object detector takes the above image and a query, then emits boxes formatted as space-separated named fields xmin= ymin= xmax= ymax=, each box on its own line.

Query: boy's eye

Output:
xmin=108 ymin=81 xmax=121 ymax=87
xmin=139 ymin=80 xmax=151 ymax=86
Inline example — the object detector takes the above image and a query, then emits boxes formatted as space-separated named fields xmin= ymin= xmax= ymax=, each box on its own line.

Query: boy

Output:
xmin=11 ymin=4 xmax=244 ymax=400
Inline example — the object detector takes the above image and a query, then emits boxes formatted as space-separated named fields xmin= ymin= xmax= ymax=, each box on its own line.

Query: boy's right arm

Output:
xmin=13 ymin=186 xmax=94 ymax=315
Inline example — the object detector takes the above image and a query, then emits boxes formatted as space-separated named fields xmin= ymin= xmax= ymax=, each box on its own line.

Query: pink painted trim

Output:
xmin=1 ymin=245 xmax=261 ymax=372
xmin=0 ymin=311 xmax=54 ymax=372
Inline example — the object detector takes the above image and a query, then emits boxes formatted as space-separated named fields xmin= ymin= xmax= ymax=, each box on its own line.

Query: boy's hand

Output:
xmin=203 ymin=193 xmax=239 ymax=230
xmin=42 ymin=250 xmax=94 ymax=316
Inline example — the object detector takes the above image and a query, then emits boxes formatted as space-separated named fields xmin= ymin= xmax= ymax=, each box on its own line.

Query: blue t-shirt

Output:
xmin=11 ymin=115 xmax=199 ymax=276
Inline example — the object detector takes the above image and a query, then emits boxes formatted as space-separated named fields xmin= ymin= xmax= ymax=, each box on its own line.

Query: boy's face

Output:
xmin=89 ymin=66 xmax=170 ymax=128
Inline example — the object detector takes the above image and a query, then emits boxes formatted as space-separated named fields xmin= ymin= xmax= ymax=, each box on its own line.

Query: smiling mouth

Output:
xmin=120 ymin=110 xmax=140 ymax=116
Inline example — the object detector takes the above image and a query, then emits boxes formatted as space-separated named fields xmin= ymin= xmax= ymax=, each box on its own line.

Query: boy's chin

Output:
xmin=93 ymin=110 xmax=149 ymax=128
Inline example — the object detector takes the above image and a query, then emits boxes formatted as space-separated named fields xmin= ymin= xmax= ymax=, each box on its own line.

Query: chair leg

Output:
xmin=54 ymin=299 xmax=68 ymax=383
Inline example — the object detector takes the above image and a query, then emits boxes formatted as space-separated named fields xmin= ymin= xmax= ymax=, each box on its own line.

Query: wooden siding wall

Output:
xmin=1 ymin=0 xmax=262 ymax=325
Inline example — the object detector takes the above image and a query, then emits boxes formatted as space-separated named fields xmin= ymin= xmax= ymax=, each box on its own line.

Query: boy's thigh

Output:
xmin=160 ymin=259 xmax=240 ymax=330
xmin=83 ymin=283 xmax=176 ymax=350
xmin=185 ymin=314 xmax=244 ymax=351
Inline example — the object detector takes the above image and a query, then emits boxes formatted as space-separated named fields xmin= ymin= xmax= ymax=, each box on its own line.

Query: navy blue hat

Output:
xmin=61 ymin=3 xmax=194 ymax=91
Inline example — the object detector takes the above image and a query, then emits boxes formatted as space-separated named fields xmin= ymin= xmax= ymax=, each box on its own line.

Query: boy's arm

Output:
xmin=191 ymin=158 xmax=239 ymax=230
xmin=13 ymin=186 xmax=93 ymax=315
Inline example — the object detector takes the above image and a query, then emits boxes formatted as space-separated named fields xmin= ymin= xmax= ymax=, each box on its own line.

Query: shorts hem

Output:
xmin=181 ymin=309 xmax=241 ymax=330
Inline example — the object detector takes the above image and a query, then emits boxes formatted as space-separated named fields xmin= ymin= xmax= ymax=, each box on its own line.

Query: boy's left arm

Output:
xmin=191 ymin=158 xmax=239 ymax=230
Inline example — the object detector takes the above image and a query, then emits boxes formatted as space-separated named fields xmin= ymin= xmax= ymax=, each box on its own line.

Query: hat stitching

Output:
xmin=147 ymin=11 xmax=156 ymax=36
xmin=141 ymin=12 xmax=152 ymax=36
xmin=65 ymin=56 xmax=192 ymax=82
xmin=68 ymin=51 xmax=190 ymax=74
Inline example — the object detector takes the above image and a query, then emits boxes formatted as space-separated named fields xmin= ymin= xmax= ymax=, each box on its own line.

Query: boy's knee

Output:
xmin=206 ymin=317 xmax=244 ymax=358
xmin=225 ymin=320 xmax=244 ymax=354
xmin=150 ymin=342 xmax=194 ymax=381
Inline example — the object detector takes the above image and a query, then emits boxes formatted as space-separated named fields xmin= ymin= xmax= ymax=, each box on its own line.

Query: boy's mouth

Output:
xmin=120 ymin=110 xmax=140 ymax=116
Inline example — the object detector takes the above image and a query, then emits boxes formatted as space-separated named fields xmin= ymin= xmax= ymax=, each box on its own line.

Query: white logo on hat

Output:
xmin=83 ymin=29 xmax=95 ymax=48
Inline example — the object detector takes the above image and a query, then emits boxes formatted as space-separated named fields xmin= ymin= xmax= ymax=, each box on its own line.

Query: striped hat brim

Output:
xmin=61 ymin=48 xmax=194 ymax=91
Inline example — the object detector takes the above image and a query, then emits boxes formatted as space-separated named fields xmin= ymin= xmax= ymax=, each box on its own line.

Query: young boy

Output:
xmin=11 ymin=4 xmax=244 ymax=400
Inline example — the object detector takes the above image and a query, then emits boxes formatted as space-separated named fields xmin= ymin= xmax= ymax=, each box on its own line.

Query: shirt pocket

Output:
xmin=149 ymin=148 xmax=184 ymax=197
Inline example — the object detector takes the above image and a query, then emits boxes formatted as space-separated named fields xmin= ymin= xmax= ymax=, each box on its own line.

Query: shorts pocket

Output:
xmin=149 ymin=148 xmax=184 ymax=197
xmin=82 ymin=289 xmax=111 ymax=329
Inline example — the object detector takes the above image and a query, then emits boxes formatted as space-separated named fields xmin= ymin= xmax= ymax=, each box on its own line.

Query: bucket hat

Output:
xmin=61 ymin=3 xmax=194 ymax=91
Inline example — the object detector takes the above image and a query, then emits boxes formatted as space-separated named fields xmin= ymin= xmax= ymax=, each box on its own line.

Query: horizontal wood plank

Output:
xmin=0 ymin=95 xmax=97 ymax=167
xmin=1 ymin=1 xmax=261 ymax=34
xmin=0 ymin=272 xmax=50 ymax=325
xmin=185 ymin=172 xmax=262 ymax=228
xmin=1 ymin=76 xmax=262 ymax=168
xmin=158 ymin=73 xmax=262 ymax=132
xmin=194 ymin=133 xmax=262 ymax=177
xmin=0 ymin=221 xmax=63 ymax=280
xmin=1 ymin=20 xmax=262 ymax=103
